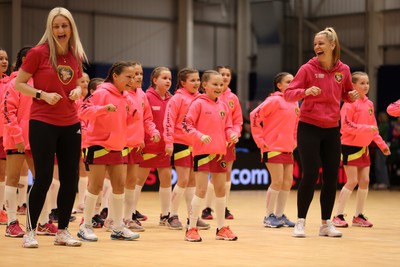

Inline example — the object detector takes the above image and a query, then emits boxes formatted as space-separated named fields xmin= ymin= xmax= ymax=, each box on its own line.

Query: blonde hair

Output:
xmin=150 ymin=66 xmax=171 ymax=88
xmin=351 ymin=71 xmax=368 ymax=83
xmin=38 ymin=7 xmax=87 ymax=70
xmin=315 ymin=27 xmax=341 ymax=65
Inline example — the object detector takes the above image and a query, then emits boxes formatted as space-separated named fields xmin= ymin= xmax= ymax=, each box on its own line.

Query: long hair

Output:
xmin=175 ymin=67 xmax=198 ymax=92
xmin=149 ymin=66 xmax=171 ymax=88
xmin=273 ymin=72 xmax=291 ymax=92
xmin=315 ymin=27 xmax=341 ymax=65
xmin=38 ymin=7 xmax=88 ymax=70
xmin=14 ymin=46 xmax=32 ymax=71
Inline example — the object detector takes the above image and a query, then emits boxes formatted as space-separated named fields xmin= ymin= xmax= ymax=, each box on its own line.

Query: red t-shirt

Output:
xmin=21 ymin=43 xmax=82 ymax=126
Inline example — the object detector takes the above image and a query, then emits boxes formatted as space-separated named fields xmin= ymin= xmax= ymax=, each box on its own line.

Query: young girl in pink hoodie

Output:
xmin=122 ymin=61 xmax=160 ymax=232
xmin=77 ymin=61 xmax=140 ymax=242
xmin=183 ymin=70 xmax=238 ymax=242
xmin=163 ymin=68 xmax=200 ymax=230
xmin=387 ymin=100 xmax=400 ymax=117
xmin=250 ymin=72 xmax=299 ymax=228
xmin=333 ymin=72 xmax=390 ymax=228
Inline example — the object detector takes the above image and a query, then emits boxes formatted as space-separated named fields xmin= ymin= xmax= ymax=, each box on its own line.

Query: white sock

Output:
xmin=38 ymin=192 xmax=51 ymax=225
xmin=336 ymin=187 xmax=353 ymax=216
xmin=170 ymin=185 xmax=185 ymax=216
xmin=95 ymin=191 xmax=102 ymax=214
xmin=266 ymin=187 xmax=279 ymax=216
xmin=49 ymin=179 xmax=60 ymax=210
xmin=184 ymin=186 xmax=195 ymax=217
xmin=215 ymin=196 xmax=226 ymax=230
xmin=111 ymin=193 xmax=124 ymax=229
xmin=159 ymin=186 xmax=171 ymax=216
xmin=17 ymin=175 xmax=29 ymax=206
xmin=275 ymin=190 xmax=290 ymax=217
xmin=77 ymin=176 xmax=88 ymax=206
xmin=355 ymin=188 xmax=368 ymax=217
xmin=225 ymin=181 xmax=231 ymax=205
xmin=83 ymin=191 xmax=98 ymax=226
xmin=0 ymin=181 xmax=5 ymax=209
xmin=132 ymin=185 xmax=143 ymax=214
xmin=204 ymin=181 xmax=215 ymax=208
xmin=189 ymin=195 xmax=203 ymax=229
xmin=124 ymin=189 xmax=135 ymax=221
xmin=101 ymin=179 xmax=111 ymax=211
xmin=5 ymin=185 xmax=18 ymax=223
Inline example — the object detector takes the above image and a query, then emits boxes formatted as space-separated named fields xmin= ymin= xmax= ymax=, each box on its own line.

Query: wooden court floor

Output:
xmin=1 ymin=189 xmax=399 ymax=267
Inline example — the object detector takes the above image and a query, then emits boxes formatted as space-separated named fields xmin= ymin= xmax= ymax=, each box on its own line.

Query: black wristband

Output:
xmin=35 ymin=90 xmax=42 ymax=99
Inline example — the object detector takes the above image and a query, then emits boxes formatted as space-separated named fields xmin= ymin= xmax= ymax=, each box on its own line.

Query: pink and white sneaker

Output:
xmin=37 ymin=220 xmax=58 ymax=235
xmin=352 ymin=214 xmax=373 ymax=227
xmin=5 ymin=220 xmax=25 ymax=237
xmin=332 ymin=214 xmax=348 ymax=228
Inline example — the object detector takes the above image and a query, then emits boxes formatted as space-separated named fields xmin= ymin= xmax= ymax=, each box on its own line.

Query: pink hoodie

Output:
xmin=250 ymin=91 xmax=299 ymax=153
xmin=182 ymin=94 xmax=233 ymax=156
xmin=126 ymin=88 xmax=159 ymax=148
xmin=143 ymin=87 xmax=171 ymax=153
xmin=2 ymin=71 xmax=33 ymax=150
xmin=0 ymin=74 xmax=10 ymax=137
xmin=79 ymin=82 xmax=135 ymax=151
xmin=341 ymin=96 xmax=388 ymax=151
xmin=284 ymin=57 xmax=354 ymax=128
xmin=219 ymin=88 xmax=243 ymax=136
xmin=163 ymin=88 xmax=198 ymax=148
xmin=387 ymin=99 xmax=400 ymax=117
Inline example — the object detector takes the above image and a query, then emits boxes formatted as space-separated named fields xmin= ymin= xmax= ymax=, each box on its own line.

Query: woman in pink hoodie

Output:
xmin=250 ymin=72 xmax=298 ymax=228
xmin=284 ymin=27 xmax=359 ymax=238
xmin=183 ymin=70 xmax=238 ymax=242
xmin=333 ymin=72 xmax=390 ymax=228
xmin=77 ymin=61 xmax=140 ymax=242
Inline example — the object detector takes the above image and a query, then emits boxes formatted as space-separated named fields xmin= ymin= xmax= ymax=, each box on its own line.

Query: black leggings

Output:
xmin=27 ymin=120 xmax=81 ymax=230
xmin=296 ymin=121 xmax=340 ymax=220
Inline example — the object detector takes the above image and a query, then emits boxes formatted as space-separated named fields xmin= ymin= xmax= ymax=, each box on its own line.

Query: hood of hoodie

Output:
xmin=99 ymin=82 xmax=126 ymax=97
xmin=147 ymin=87 xmax=172 ymax=101
xmin=175 ymin=88 xmax=198 ymax=98
xmin=308 ymin=57 xmax=344 ymax=73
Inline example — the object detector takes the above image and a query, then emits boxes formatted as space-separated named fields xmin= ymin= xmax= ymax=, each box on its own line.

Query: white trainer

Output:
xmin=319 ymin=220 xmax=342 ymax=237
xmin=111 ymin=226 xmax=140 ymax=241
xmin=55 ymin=228 xmax=82 ymax=246
xmin=22 ymin=230 xmax=39 ymax=248
xmin=77 ymin=223 xmax=98 ymax=241
xmin=123 ymin=218 xmax=145 ymax=232
xmin=292 ymin=218 xmax=306 ymax=238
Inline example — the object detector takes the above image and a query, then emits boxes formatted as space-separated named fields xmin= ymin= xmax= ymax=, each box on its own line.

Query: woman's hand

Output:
xmin=348 ymin=90 xmax=359 ymax=101
xmin=305 ymin=86 xmax=321 ymax=96
xmin=41 ymin=91 xmax=63 ymax=105
xmin=69 ymin=86 xmax=82 ymax=101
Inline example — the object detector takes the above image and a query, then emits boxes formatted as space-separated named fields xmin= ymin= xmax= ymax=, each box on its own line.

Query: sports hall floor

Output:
xmin=1 ymin=189 xmax=399 ymax=267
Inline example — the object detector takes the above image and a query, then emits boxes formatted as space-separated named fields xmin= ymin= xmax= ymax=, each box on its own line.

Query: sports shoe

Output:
xmin=319 ymin=220 xmax=342 ymax=237
xmin=277 ymin=214 xmax=295 ymax=227
xmin=225 ymin=207 xmax=234 ymax=220
xmin=185 ymin=227 xmax=202 ymax=242
xmin=104 ymin=218 xmax=114 ymax=232
xmin=124 ymin=218 xmax=145 ymax=232
xmin=185 ymin=218 xmax=211 ymax=230
xmin=167 ymin=215 xmax=183 ymax=230
xmin=159 ymin=213 xmax=170 ymax=226
xmin=17 ymin=203 xmax=27 ymax=215
xmin=292 ymin=218 xmax=306 ymax=237
xmin=263 ymin=213 xmax=284 ymax=228
xmin=37 ymin=220 xmax=58 ymax=236
xmin=135 ymin=210 xmax=148 ymax=221
xmin=77 ymin=223 xmax=98 ymax=241
xmin=92 ymin=214 xmax=104 ymax=228
xmin=216 ymin=226 xmax=238 ymax=241
xmin=75 ymin=203 xmax=85 ymax=213
xmin=332 ymin=214 xmax=348 ymax=227
xmin=5 ymin=220 xmax=25 ymax=237
xmin=22 ymin=230 xmax=39 ymax=248
xmin=49 ymin=208 xmax=76 ymax=223
xmin=100 ymin=207 xmax=108 ymax=220
xmin=201 ymin=207 xmax=213 ymax=220
xmin=0 ymin=210 xmax=9 ymax=225
xmin=55 ymin=228 xmax=82 ymax=246
xmin=352 ymin=214 xmax=373 ymax=227
xmin=111 ymin=226 xmax=140 ymax=241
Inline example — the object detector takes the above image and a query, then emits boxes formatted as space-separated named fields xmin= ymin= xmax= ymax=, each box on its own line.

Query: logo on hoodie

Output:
xmin=334 ymin=72 xmax=343 ymax=83
xmin=220 ymin=110 xmax=226 ymax=120
xmin=228 ymin=100 xmax=234 ymax=109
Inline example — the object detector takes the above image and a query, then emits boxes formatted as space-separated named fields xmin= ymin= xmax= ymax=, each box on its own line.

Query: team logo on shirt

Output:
xmin=220 ymin=110 xmax=226 ymax=119
xmin=369 ymin=108 xmax=373 ymax=115
xmin=334 ymin=72 xmax=343 ymax=83
xmin=220 ymin=160 xmax=227 ymax=169
xmin=228 ymin=100 xmax=234 ymax=109
xmin=57 ymin=65 xmax=74 ymax=85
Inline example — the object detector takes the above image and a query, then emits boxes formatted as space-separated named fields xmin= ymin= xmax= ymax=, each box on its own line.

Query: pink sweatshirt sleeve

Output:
xmin=142 ymin=94 xmax=160 ymax=138
xmin=284 ymin=67 xmax=307 ymax=102
xmin=181 ymin=101 xmax=203 ymax=142
xmin=3 ymin=82 xmax=24 ymax=145
xmin=163 ymin=97 xmax=179 ymax=148
xmin=78 ymin=94 xmax=108 ymax=121
xmin=250 ymin=102 xmax=267 ymax=149
xmin=341 ymin=103 xmax=373 ymax=135
xmin=231 ymin=95 xmax=243 ymax=136
xmin=387 ymin=99 xmax=400 ymax=117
